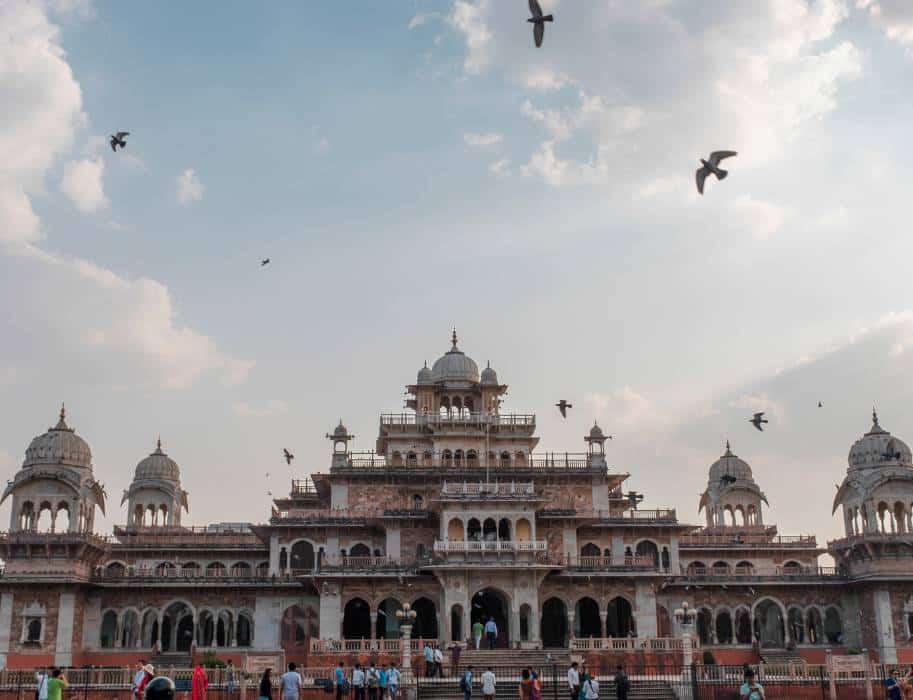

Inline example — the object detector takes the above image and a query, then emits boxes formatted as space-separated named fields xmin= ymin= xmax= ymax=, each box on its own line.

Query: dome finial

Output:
xmin=53 ymin=402 xmax=71 ymax=431
xmin=60 ymin=403 xmax=66 ymax=422
xmin=724 ymin=440 xmax=733 ymax=456
xmin=451 ymin=327 xmax=458 ymax=350
xmin=156 ymin=435 xmax=162 ymax=452
xmin=873 ymin=405 xmax=880 ymax=429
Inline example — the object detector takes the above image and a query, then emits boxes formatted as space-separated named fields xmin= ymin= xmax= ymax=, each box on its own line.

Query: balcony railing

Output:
xmin=380 ymin=413 xmax=535 ymax=428
xmin=538 ymin=508 xmax=677 ymax=522
xmin=290 ymin=479 xmax=319 ymax=496
xmin=309 ymin=638 xmax=439 ymax=655
xmin=335 ymin=452 xmax=600 ymax=473
xmin=680 ymin=533 xmax=817 ymax=547
xmin=441 ymin=481 xmax=535 ymax=497
xmin=679 ymin=565 xmax=843 ymax=581
xmin=564 ymin=555 xmax=658 ymax=571
xmin=570 ymin=637 xmax=697 ymax=652
xmin=434 ymin=540 xmax=547 ymax=553
xmin=91 ymin=568 xmax=277 ymax=582
xmin=0 ymin=531 xmax=113 ymax=548
xmin=111 ymin=528 xmax=261 ymax=547
xmin=319 ymin=556 xmax=415 ymax=572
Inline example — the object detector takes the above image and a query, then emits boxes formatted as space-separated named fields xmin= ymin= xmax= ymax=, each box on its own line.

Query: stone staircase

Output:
xmin=452 ymin=648 xmax=572 ymax=671
xmin=759 ymin=649 xmax=805 ymax=666
xmin=149 ymin=652 xmax=192 ymax=672
xmin=417 ymin=676 xmax=676 ymax=700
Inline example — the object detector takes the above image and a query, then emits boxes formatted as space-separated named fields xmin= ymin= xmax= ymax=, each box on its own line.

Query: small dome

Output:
xmin=847 ymin=410 xmax=912 ymax=470
xmin=134 ymin=439 xmax=181 ymax=481
xmin=333 ymin=421 xmax=349 ymax=439
xmin=589 ymin=422 xmax=605 ymax=440
xmin=417 ymin=362 xmax=433 ymax=385
xmin=430 ymin=331 xmax=480 ymax=383
xmin=23 ymin=405 xmax=93 ymax=470
xmin=480 ymin=361 xmax=498 ymax=385
xmin=708 ymin=442 xmax=754 ymax=482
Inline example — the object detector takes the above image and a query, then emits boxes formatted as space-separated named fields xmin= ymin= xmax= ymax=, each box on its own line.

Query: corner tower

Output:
xmin=122 ymin=438 xmax=188 ymax=527
xmin=699 ymin=442 xmax=768 ymax=529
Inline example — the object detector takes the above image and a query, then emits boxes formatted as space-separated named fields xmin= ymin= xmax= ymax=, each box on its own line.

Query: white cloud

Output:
xmin=463 ymin=131 xmax=503 ymax=147
xmin=857 ymin=0 xmax=913 ymax=48
xmin=60 ymin=157 xmax=106 ymax=212
xmin=447 ymin=0 xmax=492 ymax=74
xmin=585 ymin=386 xmax=659 ymax=431
xmin=408 ymin=12 xmax=440 ymax=30
xmin=730 ymin=195 xmax=788 ymax=240
xmin=488 ymin=157 xmax=511 ymax=176
xmin=175 ymin=168 xmax=204 ymax=205
xmin=232 ymin=400 xmax=289 ymax=418
xmin=0 ymin=1 xmax=250 ymax=392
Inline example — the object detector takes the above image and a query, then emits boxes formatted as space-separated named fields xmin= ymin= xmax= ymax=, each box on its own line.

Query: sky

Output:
xmin=4 ymin=0 xmax=913 ymax=545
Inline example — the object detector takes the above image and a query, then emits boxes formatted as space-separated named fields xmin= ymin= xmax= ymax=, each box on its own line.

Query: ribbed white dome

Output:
xmin=848 ymin=410 xmax=912 ymax=470
xmin=417 ymin=362 xmax=433 ymax=385
xmin=480 ymin=362 xmax=498 ymax=385
xmin=134 ymin=439 xmax=181 ymax=481
xmin=431 ymin=332 xmax=479 ymax=383
xmin=23 ymin=405 xmax=92 ymax=470
xmin=708 ymin=442 xmax=754 ymax=482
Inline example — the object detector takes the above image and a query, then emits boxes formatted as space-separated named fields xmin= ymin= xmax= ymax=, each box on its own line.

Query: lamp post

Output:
xmin=395 ymin=603 xmax=418 ymax=673
xmin=673 ymin=602 xmax=697 ymax=667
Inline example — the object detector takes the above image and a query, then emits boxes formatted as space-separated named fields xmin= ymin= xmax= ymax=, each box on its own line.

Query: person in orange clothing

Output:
xmin=192 ymin=663 xmax=209 ymax=700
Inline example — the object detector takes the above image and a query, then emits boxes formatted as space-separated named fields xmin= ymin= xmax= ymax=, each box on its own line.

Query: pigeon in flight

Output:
xmin=749 ymin=412 xmax=768 ymax=432
xmin=720 ymin=474 xmax=737 ymax=486
xmin=555 ymin=400 xmax=572 ymax=418
xmin=283 ymin=448 xmax=295 ymax=465
xmin=109 ymin=132 xmax=130 ymax=152
xmin=818 ymin=401 xmax=823 ymax=408
xmin=261 ymin=258 xmax=270 ymax=267
xmin=527 ymin=0 xmax=553 ymax=48
xmin=695 ymin=151 xmax=737 ymax=194
xmin=267 ymin=490 xmax=273 ymax=497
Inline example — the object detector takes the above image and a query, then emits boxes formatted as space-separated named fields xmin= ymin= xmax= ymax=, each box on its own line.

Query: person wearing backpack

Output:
xmin=581 ymin=674 xmax=598 ymax=700
xmin=613 ymin=666 xmax=629 ymax=700
xmin=459 ymin=665 xmax=473 ymax=700
xmin=366 ymin=663 xmax=379 ymax=700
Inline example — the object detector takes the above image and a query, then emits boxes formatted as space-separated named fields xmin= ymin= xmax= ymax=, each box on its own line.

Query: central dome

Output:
xmin=708 ymin=442 xmax=754 ymax=482
xmin=134 ymin=439 xmax=181 ymax=481
xmin=23 ymin=405 xmax=92 ymax=470
xmin=847 ymin=410 xmax=912 ymax=470
xmin=430 ymin=331 xmax=480 ymax=383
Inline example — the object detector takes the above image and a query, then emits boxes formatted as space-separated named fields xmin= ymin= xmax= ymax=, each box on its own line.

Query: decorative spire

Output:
xmin=53 ymin=402 xmax=71 ymax=431
xmin=154 ymin=435 xmax=164 ymax=454
xmin=873 ymin=406 xmax=880 ymax=430
xmin=724 ymin=440 xmax=733 ymax=456
xmin=451 ymin=327 xmax=458 ymax=350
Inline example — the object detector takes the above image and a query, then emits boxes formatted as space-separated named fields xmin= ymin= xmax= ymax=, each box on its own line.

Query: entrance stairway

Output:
xmin=452 ymin=649 xmax=572 ymax=670
xmin=149 ymin=652 xmax=192 ymax=671
xmin=417 ymin=676 xmax=676 ymax=700
xmin=759 ymin=649 xmax=805 ymax=666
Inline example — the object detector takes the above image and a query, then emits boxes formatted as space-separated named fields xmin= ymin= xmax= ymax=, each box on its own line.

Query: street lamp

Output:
xmin=395 ymin=603 xmax=418 ymax=673
xmin=673 ymin=602 xmax=697 ymax=666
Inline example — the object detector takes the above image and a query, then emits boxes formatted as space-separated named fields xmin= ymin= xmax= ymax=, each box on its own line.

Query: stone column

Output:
xmin=269 ymin=535 xmax=280 ymax=575
xmin=599 ymin=611 xmax=608 ymax=638
xmin=567 ymin=609 xmax=576 ymax=643
xmin=370 ymin=613 xmax=378 ymax=641
xmin=611 ymin=534 xmax=625 ymax=566
xmin=400 ymin=624 xmax=413 ymax=672
xmin=510 ymin=607 xmax=521 ymax=649
xmin=634 ymin=581 xmax=658 ymax=638
xmin=55 ymin=592 xmax=76 ymax=667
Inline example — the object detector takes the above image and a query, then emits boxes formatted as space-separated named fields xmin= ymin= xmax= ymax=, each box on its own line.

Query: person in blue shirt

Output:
xmin=885 ymin=669 xmax=903 ymax=700
xmin=423 ymin=644 xmax=434 ymax=677
xmin=484 ymin=619 xmax=498 ymax=649
xmin=738 ymin=669 xmax=764 ymax=700
xmin=334 ymin=662 xmax=346 ymax=700
xmin=378 ymin=666 xmax=388 ymax=700
xmin=460 ymin=665 xmax=473 ymax=700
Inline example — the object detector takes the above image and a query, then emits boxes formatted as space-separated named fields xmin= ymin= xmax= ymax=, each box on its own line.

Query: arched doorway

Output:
xmin=282 ymin=605 xmax=318 ymax=648
xmin=696 ymin=608 xmax=713 ymax=645
xmin=290 ymin=541 xmax=315 ymax=572
xmin=606 ymin=597 xmax=634 ymax=637
xmin=754 ymin=600 xmax=785 ymax=648
xmin=100 ymin=611 xmax=117 ymax=648
xmin=575 ymin=598 xmax=601 ymax=638
xmin=412 ymin=597 xmax=439 ymax=640
xmin=162 ymin=602 xmax=194 ymax=652
xmin=377 ymin=598 xmax=401 ymax=639
xmin=635 ymin=540 xmax=659 ymax=567
xmin=471 ymin=589 xmax=509 ymax=648
xmin=735 ymin=608 xmax=752 ymax=644
xmin=541 ymin=597 xmax=568 ymax=648
xmin=451 ymin=604 xmax=464 ymax=642
xmin=343 ymin=598 xmax=372 ymax=639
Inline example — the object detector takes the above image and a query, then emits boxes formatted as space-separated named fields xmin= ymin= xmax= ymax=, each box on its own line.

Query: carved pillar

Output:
xmin=370 ymin=613 xmax=378 ymax=641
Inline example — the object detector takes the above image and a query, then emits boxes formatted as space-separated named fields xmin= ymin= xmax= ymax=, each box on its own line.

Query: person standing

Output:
xmin=45 ymin=669 xmax=68 ymax=700
xmin=567 ymin=662 xmax=580 ymax=700
xmin=282 ymin=663 xmax=303 ymax=700
xmin=484 ymin=618 xmax=498 ymax=649
xmin=472 ymin=620 xmax=484 ymax=650
xmin=35 ymin=668 xmax=49 ymax=700
xmin=352 ymin=663 xmax=366 ymax=700
xmin=518 ymin=670 xmax=533 ymax=700
xmin=433 ymin=646 xmax=444 ymax=678
xmin=449 ymin=642 xmax=462 ymax=676
xmin=481 ymin=667 xmax=496 ymax=700
xmin=387 ymin=663 xmax=400 ymax=700
xmin=423 ymin=644 xmax=434 ymax=678
xmin=378 ymin=665 xmax=388 ymax=700
xmin=366 ymin=662 xmax=379 ymax=700
xmin=192 ymin=663 xmax=209 ymax=700
xmin=136 ymin=665 xmax=155 ymax=699
xmin=613 ymin=666 xmax=629 ymax=700
xmin=226 ymin=660 xmax=236 ymax=695
xmin=131 ymin=661 xmax=147 ymax=699
xmin=581 ymin=674 xmax=599 ymax=700
xmin=459 ymin=665 xmax=473 ymax=700
xmin=739 ymin=669 xmax=765 ymax=700
xmin=331 ymin=663 xmax=345 ymax=700
xmin=258 ymin=669 xmax=274 ymax=700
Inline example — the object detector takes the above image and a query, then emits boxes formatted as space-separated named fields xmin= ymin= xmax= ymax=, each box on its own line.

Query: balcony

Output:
xmin=434 ymin=540 xmax=547 ymax=553
xmin=380 ymin=412 xmax=536 ymax=429
xmin=570 ymin=637 xmax=696 ymax=652
xmin=317 ymin=556 xmax=416 ymax=574
xmin=676 ymin=565 xmax=843 ymax=583
xmin=111 ymin=526 xmax=261 ymax=548
xmin=680 ymin=533 xmax=818 ymax=547
xmin=562 ymin=555 xmax=658 ymax=572
xmin=440 ymin=481 xmax=537 ymax=498
xmin=538 ymin=508 xmax=678 ymax=523
xmin=333 ymin=452 xmax=603 ymax=474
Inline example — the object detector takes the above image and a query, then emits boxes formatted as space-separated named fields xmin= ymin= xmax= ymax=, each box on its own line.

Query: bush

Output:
xmin=200 ymin=651 xmax=226 ymax=669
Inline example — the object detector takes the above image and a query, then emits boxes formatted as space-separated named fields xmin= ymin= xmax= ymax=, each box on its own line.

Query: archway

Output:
xmin=735 ymin=608 xmax=752 ymax=644
xmin=343 ymin=598 xmax=371 ymax=639
xmin=715 ymin=610 xmax=733 ymax=644
xmin=291 ymin=541 xmax=315 ymax=571
xmin=448 ymin=518 xmax=465 ymax=541
xmin=350 ymin=543 xmax=371 ymax=558
xmin=237 ymin=613 xmax=253 ymax=647
xmin=516 ymin=518 xmax=531 ymax=541
xmin=606 ymin=597 xmax=634 ymax=637
xmin=575 ymin=598 xmax=601 ymax=638
xmin=467 ymin=518 xmax=481 ymax=541
xmin=451 ymin=604 xmax=464 ymax=642
xmin=100 ymin=610 xmax=118 ymax=648
xmin=754 ymin=600 xmax=785 ymax=648
xmin=282 ymin=605 xmax=317 ymax=647
xmin=788 ymin=608 xmax=804 ymax=644
xmin=377 ymin=598 xmax=401 ymax=639
xmin=412 ymin=597 xmax=438 ymax=640
xmin=162 ymin=602 xmax=194 ymax=652
xmin=471 ymin=588 xmax=508 ymax=648
xmin=541 ymin=597 xmax=568 ymax=648
xmin=519 ymin=604 xmax=531 ymax=642
xmin=121 ymin=610 xmax=139 ymax=648
xmin=635 ymin=540 xmax=659 ymax=567
xmin=806 ymin=608 xmax=823 ymax=645
xmin=697 ymin=608 xmax=713 ymax=645
xmin=197 ymin=610 xmax=215 ymax=647
xmin=482 ymin=518 xmax=497 ymax=541
xmin=824 ymin=608 xmax=843 ymax=644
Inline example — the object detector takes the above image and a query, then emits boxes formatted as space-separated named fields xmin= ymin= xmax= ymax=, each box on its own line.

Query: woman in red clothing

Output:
xmin=192 ymin=663 xmax=209 ymax=700
xmin=136 ymin=665 xmax=154 ymax=699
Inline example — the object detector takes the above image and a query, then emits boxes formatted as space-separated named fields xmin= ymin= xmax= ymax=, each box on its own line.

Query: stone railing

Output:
xmin=538 ymin=509 xmax=677 ymax=522
xmin=680 ymin=533 xmax=817 ymax=547
xmin=680 ymin=565 xmax=843 ymax=581
xmin=433 ymin=540 xmax=548 ymax=553
xmin=380 ymin=412 xmax=536 ymax=428
xmin=564 ymin=555 xmax=657 ymax=570
xmin=570 ymin=636 xmax=698 ymax=652
xmin=309 ymin=638 xmax=439 ymax=654
xmin=441 ymin=481 xmax=535 ymax=497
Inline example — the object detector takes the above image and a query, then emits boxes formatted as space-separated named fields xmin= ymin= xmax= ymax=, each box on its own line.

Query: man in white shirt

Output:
xmin=35 ymin=669 xmax=49 ymax=700
xmin=433 ymin=646 xmax=443 ymax=678
xmin=280 ymin=662 xmax=303 ymax=700
xmin=481 ymin=667 xmax=496 ymax=700
xmin=567 ymin=662 xmax=580 ymax=700
xmin=352 ymin=663 xmax=366 ymax=700
xmin=387 ymin=663 xmax=401 ymax=700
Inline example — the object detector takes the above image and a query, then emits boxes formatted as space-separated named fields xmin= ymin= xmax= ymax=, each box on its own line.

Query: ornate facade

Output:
xmin=1 ymin=334 xmax=913 ymax=669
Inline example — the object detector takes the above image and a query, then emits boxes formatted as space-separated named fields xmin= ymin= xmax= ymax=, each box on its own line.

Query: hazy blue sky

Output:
xmin=4 ymin=0 xmax=913 ymax=544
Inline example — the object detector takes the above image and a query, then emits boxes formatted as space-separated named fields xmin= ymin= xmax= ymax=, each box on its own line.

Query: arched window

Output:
xmin=497 ymin=518 xmax=511 ymax=541
xmin=206 ymin=562 xmax=226 ymax=577
xmin=412 ymin=597 xmax=438 ymax=640
xmin=806 ymin=608 xmax=823 ymax=645
xmin=106 ymin=562 xmax=126 ymax=577
xmin=121 ymin=610 xmax=139 ymax=648
xmin=406 ymin=452 xmax=418 ymax=467
xmin=782 ymin=561 xmax=802 ymax=575
xmin=237 ymin=613 xmax=253 ymax=647
xmin=466 ymin=450 xmax=479 ymax=468
xmin=454 ymin=450 xmax=464 ymax=467
xmin=349 ymin=543 xmax=371 ymax=558
xmin=735 ymin=561 xmax=754 ymax=575
xmin=824 ymin=608 xmax=843 ymax=645
xmin=100 ymin=610 xmax=118 ymax=648
xmin=156 ymin=562 xmax=175 ymax=577
xmin=412 ymin=494 xmax=424 ymax=509
xmin=26 ymin=619 xmax=42 ymax=643
xmin=516 ymin=518 xmax=532 ymax=541
xmin=467 ymin=518 xmax=481 ymax=541
xmin=754 ymin=600 xmax=785 ymax=648
xmin=442 ymin=450 xmax=453 ymax=467
xmin=606 ymin=597 xmax=634 ymax=637
xmin=448 ymin=518 xmax=465 ymax=541
xmin=635 ymin=540 xmax=659 ymax=567
xmin=541 ymin=598 xmax=568 ymax=648
xmin=687 ymin=561 xmax=707 ymax=575
xmin=483 ymin=518 xmax=497 ymax=542
xmin=377 ymin=598 xmax=402 ymax=640
xmin=735 ymin=607 xmax=752 ymax=644
xmin=580 ymin=543 xmax=601 ymax=558
xmin=575 ymin=598 xmax=601 ymax=638
xmin=499 ymin=451 xmax=510 ymax=467
xmin=715 ymin=610 xmax=733 ymax=644
xmin=788 ymin=607 xmax=804 ymax=644
xmin=711 ymin=561 xmax=731 ymax=576
xmin=697 ymin=608 xmax=713 ymax=645
xmin=342 ymin=598 xmax=371 ymax=639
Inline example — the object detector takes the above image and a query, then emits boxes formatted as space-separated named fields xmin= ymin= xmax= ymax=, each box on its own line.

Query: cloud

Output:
xmin=857 ymin=0 xmax=913 ymax=48
xmin=730 ymin=195 xmax=788 ymax=240
xmin=585 ymin=386 xmax=660 ymax=431
xmin=463 ymin=131 xmax=503 ymax=147
xmin=488 ymin=157 xmax=511 ymax=176
xmin=60 ymin=157 xmax=106 ymax=212
xmin=0 ymin=1 xmax=250 ymax=392
xmin=232 ymin=400 xmax=289 ymax=418
xmin=408 ymin=12 xmax=440 ymax=30
xmin=447 ymin=0 xmax=492 ymax=74
xmin=175 ymin=168 xmax=204 ymax=205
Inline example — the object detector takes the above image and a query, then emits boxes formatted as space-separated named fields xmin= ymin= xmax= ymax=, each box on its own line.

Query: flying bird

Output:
xmin=266 ymin=490 xmax=273 ymax=497
xmin=818 ymin=401 xmax=823 ymax=408
xmin=109 ymin=132 xmax=130 ymax=152
xmin=261 ymin=258 xmax=270 ymax=267
xmin=283 ymin=448 xmax=295 ymax=465
xmin=527 ymin=0 xmax=553 ymax=48
xmin=749 ymin=412 xmax=768 ymax=432
xmin=720 ymin=474 xmax=737 ymax=486
xmin=695 ymin=150 xmax=737 ymax=194
xmin=555 ymin=400 xmax=572 ymax=418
